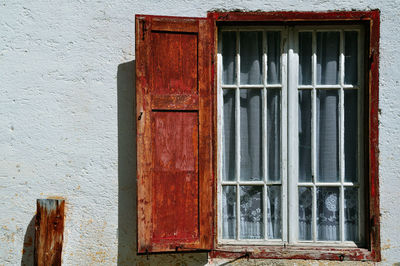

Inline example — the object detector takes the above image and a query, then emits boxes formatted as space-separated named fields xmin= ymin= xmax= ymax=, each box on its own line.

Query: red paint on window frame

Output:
xmin=207 ymin=10 xmax=381 ymax=262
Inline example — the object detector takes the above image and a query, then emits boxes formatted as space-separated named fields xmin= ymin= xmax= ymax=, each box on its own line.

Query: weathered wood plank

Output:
xmin=151 ymin=94 xmax=199 ymax=110
xmin=34 ymin=199 xmax=65 ymax=266
xmin=152 ymin=111 xmax=199 ymax=244
xmin=136 ymin=15 xmax=153 ymax=253
xmin=197 ymin=18 xmax=214 ymax=250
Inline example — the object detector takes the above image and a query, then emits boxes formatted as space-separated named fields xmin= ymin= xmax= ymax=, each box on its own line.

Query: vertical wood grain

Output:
xmin=34 ymin=199 xmax=65 ymax=266
xmin=152 ymin=112 xmax=199 ymax=243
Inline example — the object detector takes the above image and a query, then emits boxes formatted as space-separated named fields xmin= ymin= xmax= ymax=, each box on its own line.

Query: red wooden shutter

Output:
xmin=135 ymin=15 xmax=213 ymax=253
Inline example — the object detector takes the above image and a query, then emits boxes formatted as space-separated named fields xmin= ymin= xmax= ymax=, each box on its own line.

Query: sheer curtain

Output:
xmin=298 ymin=32 xmax=359 ymax=241
xmin=316 ymin=32 xmax=340 ymax=241
xmin=315 ymin=32 xmax=357 ymax=241
xmin=239 ymin=31 xmax=264 ymax=239
xmin=222 ymin=31 xmax=282 ymax=239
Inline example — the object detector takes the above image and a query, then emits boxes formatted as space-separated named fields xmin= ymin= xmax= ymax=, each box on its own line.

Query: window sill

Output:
xmin=211 ymin=245 xmax=375 ymax=261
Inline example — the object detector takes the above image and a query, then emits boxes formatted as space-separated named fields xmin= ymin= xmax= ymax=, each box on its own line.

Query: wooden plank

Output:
xmin=34 ymin=199 xmax=65 ymax=266
xmin=209 ymin=10 xmax=380 ymax=22
xmin=151 ymin=95 xmax=199 ymax=110
xmin=152 ymin=112 xmax=199 ymax=244
xmin=197 ymin=18 xmax=214 ymax=250
xmin=367 ymin=10 xmax=381 ymax=262
xmin=210 ymin=245 xmax=374 ymax=261
xmin=136 ymin=15 xmax=153 ymax=253
xmin=152 ymin=31 xmax=198 ymax=95
xmin=152 ymin=18 xmax=199 ymax=32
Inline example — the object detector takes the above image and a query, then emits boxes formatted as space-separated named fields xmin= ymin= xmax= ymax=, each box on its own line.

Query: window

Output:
xmin=218 ymin=25 xmax=364 ymax=246
xmin=136 ymin=11 xmax=380 ymax=261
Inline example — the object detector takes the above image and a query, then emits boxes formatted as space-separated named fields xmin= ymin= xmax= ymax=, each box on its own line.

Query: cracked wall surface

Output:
xmin=0 ymin=0 xmax=399 ymax=265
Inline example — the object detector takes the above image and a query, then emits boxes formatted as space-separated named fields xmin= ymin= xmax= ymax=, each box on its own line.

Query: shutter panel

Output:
xmin=136 ymin=15 xmax=213 ymax=253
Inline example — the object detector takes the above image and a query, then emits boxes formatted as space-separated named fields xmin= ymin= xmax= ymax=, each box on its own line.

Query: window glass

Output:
xmin=317 ymin=32 xmax=340 ymax=85
xmin=316 ymin=89 xmax=339 ymax=182
xmin=240 ymin=89 xmax=263 ymax=181
xmin=345 ymin=31 xmax=358 ymax=85
xmin=222 ymin=31 xmax=236 ymax=85
xmin=223 ymin=89 xmax=236 ymax=181
xmin=267 ymin=31 xmax=281 ymax=84
xmin=299 ymin=32 xmax=312 ymax=85
xmin=267 ymin=88 xmax=281 ymax=182
xmin=240 ymin=31 xmax=263 ymax=84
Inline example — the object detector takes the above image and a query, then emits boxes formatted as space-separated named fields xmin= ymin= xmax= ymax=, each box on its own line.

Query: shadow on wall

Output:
xmin=21 ymin=215 xmax=35 ymax=266
xmin=117 ymin=61 xmax=208 ymax=265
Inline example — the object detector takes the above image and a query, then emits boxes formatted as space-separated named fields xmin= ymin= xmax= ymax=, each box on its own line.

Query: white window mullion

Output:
xmin=287 ymin=27 xmax=298 ymax=244
xmin=311 ymin=30 xmax=317 ymax=242
xmin=262 ymin=30 xmax=269 ymax=240
xmin=217 ymin=31 xmax=223 ymax=242
xmin=235 ymin=30 xmax=241 ymax=240
xmin=281 ymin=28 xmax=289 ymax=243
xmin=339 ymin=30 xmax=345 ymax=243
xmin=264 ymin=184 xmax=268 ymax=240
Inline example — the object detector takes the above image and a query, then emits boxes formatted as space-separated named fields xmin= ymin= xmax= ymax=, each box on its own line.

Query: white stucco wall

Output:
xmin=1 ymin=0 xmax=399 ymax=265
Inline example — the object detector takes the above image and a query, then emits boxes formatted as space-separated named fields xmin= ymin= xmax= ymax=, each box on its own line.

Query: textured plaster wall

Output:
xmin=0 ymin=0 xmax=399 ymax=265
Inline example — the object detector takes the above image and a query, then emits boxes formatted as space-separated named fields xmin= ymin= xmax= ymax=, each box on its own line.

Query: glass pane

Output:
xmin=222 ymin=31 xmax=236 ymax=85
xmin=267 ymin=89 xmax=281 ymax=181
xmin=316 ymin=90 xmax=339 ymax=182
xmin=267 ymin=186 xmax=282 ymax=239
xmin=344 ymin=90 xmax=358 ymax=182
xmin=298 ymin=90 xmax=312 ymax=182
xmin=240 ymin=89 xmax=262 ymax=181
xmin=240 ymin=31 xmax=263 ymax=85
xmin=345 ymin=31 xmax=358 ymax=85
xmin=298 ymin=187 xmax=312 ymax=240
xmin=240 ymin=186 xmax=264 ymax=239
xmin=299 ymin=32 xmax=312 ymax=85
xmin=222 ymin=186 xmax=237 ymax=239
xmin=223 ymin=89 xmax=236 ymax=181
xmin=317 ymin=187 xmax=340 ymax=241
xmin=317 ymin=32 xmax=340 ymax=85
xmin=267 ymin=31 xmax=281 ymax=84
xmin=345 ymin=187 xmax=359 ymax=241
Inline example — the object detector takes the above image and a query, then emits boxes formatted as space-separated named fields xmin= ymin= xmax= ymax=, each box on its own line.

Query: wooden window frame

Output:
xmin=208 ymin=10 xmax=381 ymax=262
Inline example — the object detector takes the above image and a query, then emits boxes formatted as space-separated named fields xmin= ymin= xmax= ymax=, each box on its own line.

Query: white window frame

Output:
xmin=217 ymin=24 xmax=365 ymax=247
